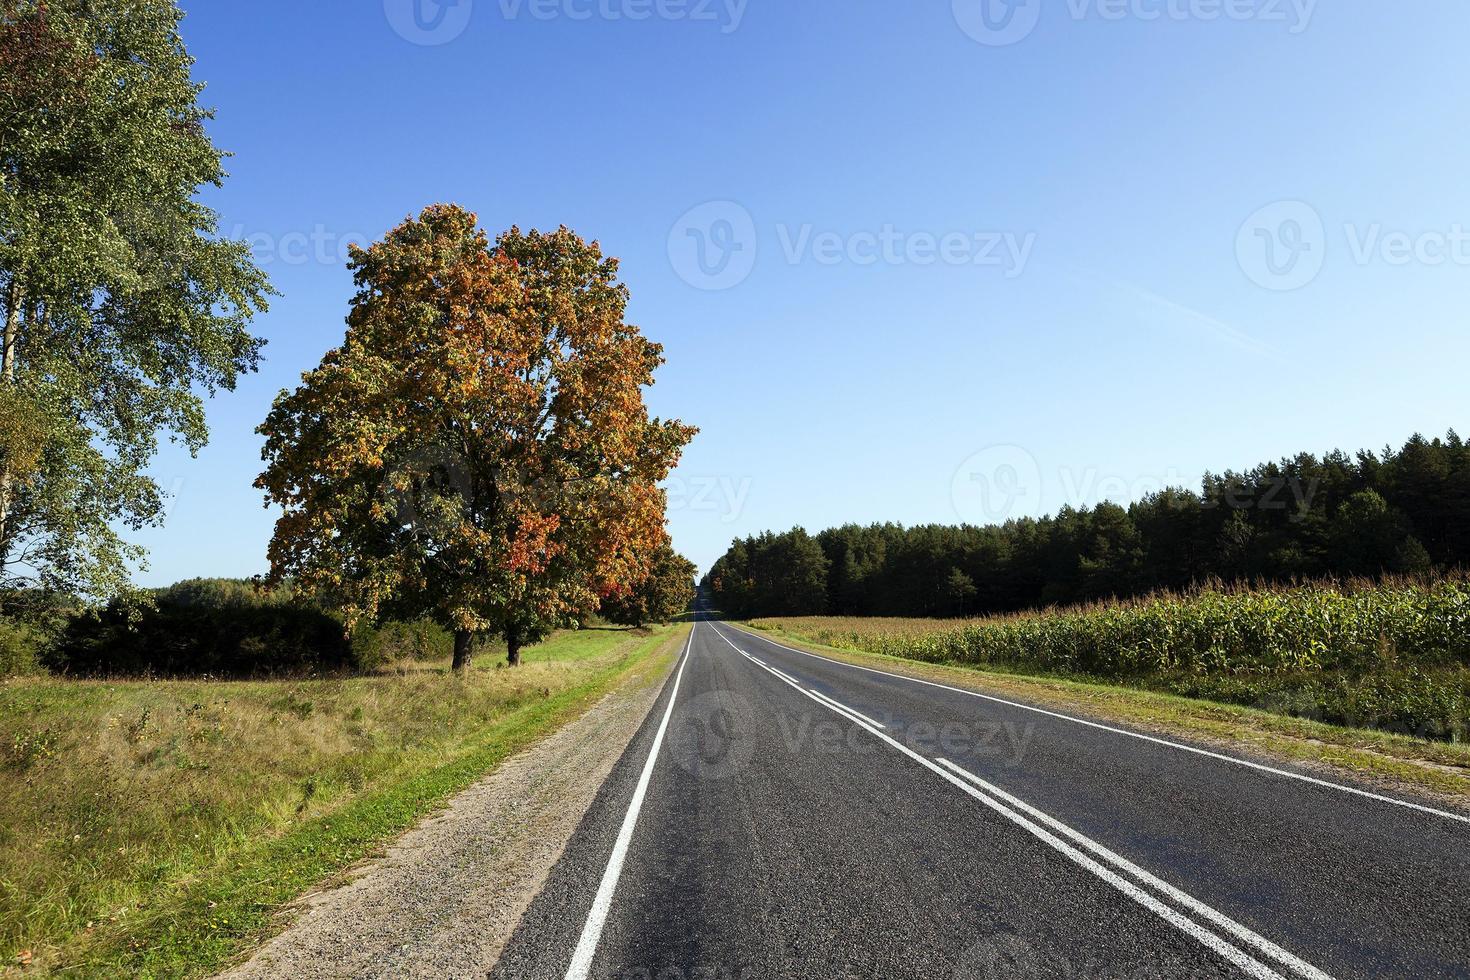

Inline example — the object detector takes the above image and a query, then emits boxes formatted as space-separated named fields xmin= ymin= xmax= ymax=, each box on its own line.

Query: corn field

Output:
xmin=751 ymin=578 xmax=1470 ymax=742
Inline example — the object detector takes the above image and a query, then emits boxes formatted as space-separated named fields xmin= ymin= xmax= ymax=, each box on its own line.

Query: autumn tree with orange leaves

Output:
xmin=256 ymin=205 xmax=696 ymax=669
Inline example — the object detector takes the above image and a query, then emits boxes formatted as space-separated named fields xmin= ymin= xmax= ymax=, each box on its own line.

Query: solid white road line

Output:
xmin=564 ymin=619 xmax=698 ymax=980
xmin=808 ymin=688 xmax=888 ymax=729
xmin=710 ymin=625 xmax=1331 ymax=980
xmin=714 ymin=622 xmax=1470 ymax=826
xmin=936 ymin=760 xmax=1332 ymax=980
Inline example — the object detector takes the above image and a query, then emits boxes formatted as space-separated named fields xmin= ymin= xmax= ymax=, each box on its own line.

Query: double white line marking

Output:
xmin=711 ymin=623 xmax=1333 ymax=980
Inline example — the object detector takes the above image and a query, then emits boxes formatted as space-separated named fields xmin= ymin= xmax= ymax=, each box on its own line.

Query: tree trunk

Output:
xmin=0 ymin=279 xmax=22 ymax=559
xmin=506 ymin=625 xmax=522 ymax=667
xmin=452 ymin=629 xmax=473 ymax=672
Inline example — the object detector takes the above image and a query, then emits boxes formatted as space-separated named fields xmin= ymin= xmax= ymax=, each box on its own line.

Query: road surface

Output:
xmin=493 ymin=613 xmax=1470 ymax=979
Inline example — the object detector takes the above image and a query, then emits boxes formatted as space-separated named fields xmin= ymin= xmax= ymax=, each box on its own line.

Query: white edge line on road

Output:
xmin=768 ymin=666 xmax=800 ymax=686
xmin=935 ymin=760 xmax=1331 ymax=980
xmin=715 ymin=622 xmax=1470 ymax=826
xmin=808 ymin=688 xmax=888 ymax=729
xmin=564 ymin=618 xmax=698 ymax=980
xmin=709 ymin=625 xmax=1307 ymax=980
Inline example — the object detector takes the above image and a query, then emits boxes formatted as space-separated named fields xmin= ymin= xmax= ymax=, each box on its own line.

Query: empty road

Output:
xmin=493 ymin=613 xmax=1470 ymax=979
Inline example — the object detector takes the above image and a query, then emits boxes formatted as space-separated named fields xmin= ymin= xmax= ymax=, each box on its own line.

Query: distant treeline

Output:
xmin=705 ymin=431 xmax=1470 ymax=619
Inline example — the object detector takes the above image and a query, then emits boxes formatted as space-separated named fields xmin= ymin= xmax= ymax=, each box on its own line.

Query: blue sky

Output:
xmin=139 ymin=0 xmax=1470 ymax=584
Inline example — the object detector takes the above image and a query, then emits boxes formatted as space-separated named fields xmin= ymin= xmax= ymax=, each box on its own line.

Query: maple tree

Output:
xmin=256 ymin=205 xmax=696 ymax=668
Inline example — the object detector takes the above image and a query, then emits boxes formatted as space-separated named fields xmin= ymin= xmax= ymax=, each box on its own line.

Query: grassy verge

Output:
xmin=1 ymin=624 xmax=687 ymax=978
xmin=739 ymin=620 xmax=1470 ymax=808
xmin=751 ymin=581 xmax=1470 ymax=741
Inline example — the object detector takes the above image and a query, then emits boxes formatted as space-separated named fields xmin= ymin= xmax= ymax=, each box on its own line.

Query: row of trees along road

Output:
xmin=705 ymin=430 xmax=1469 ymax=620
xmin=1 ymin=1 xmax=697 ymax=669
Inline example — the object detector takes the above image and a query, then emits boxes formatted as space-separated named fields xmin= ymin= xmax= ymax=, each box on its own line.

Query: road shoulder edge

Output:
xmin=208 ymin=625 xmax=689 ymax=980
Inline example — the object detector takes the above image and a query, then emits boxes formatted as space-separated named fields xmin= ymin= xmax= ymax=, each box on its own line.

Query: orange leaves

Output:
xmin=257 ymin=205 xmax=696 ymax=647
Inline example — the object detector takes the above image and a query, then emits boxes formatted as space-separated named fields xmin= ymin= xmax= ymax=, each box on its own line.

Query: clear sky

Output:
xmin=138 ymin=0 xmax=1470 ymax=585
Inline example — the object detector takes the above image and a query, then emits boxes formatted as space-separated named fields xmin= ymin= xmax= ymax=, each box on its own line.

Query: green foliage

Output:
xmin=707 ymin=429 xmax=1470 ymax=619
xmin=0 ymin=0 xmax=272 ymax=600
xmin=350 ymin=619 xmax=454 ymax=671
xmin=599 ymin=545 xmax=697 ymax=626
xmin=255 ymin=208 xmax=694 ymax=668
xmin=708 ymin=527 xmax=829 ymax=618
xmin=757 ymin=579 xmax=1470 ymax=741
xmin=47 ymin=579 xmax=353 ymax=677
xmin=0 ymin=615 xmax=43 ymax=676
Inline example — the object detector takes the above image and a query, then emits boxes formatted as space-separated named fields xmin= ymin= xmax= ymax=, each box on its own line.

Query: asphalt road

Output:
xmin=492 ymin=613 xmax=1470 ymax=980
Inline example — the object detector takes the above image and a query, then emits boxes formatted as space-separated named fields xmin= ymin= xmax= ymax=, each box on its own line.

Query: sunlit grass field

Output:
xmin=0 ymin=624 xmax=686 ymax=978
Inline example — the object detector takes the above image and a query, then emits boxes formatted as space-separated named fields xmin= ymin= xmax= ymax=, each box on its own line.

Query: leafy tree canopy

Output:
xmin=600 ymin=543 xmax=696 ymax=627
xmin=257 ymin=205 xmax=696 ymax=667
xmin=0 ymin=0 xmax=271 ymax=601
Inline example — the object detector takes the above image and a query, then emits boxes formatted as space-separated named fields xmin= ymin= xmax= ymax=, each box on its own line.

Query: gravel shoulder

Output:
xmin=217 ymin=648 xmax=678 ymax=980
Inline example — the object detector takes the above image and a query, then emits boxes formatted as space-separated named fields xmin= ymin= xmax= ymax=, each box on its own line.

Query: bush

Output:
xmin=351 ymin=620 xmax=452 ymax=671
xmin=48 ymin=581 xmax=354 ymax=677
xmin=0 ymin=618 xmax=44 ymax=677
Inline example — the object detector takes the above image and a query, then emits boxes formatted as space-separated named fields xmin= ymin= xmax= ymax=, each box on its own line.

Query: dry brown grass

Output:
xmin=0 ymin=625 xmax=680 ymax=975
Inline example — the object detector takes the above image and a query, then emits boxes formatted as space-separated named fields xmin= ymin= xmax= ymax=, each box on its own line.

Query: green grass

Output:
xmin=737 ymin=621 xmax=1470 ymax=805
xmin=0 ymin=624 xmax=687 ymax=978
